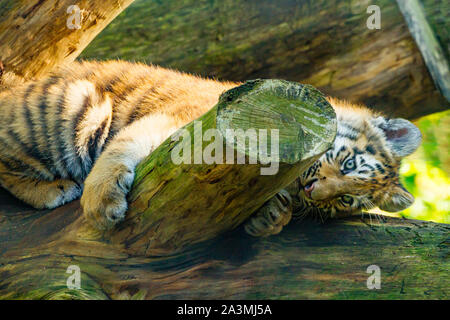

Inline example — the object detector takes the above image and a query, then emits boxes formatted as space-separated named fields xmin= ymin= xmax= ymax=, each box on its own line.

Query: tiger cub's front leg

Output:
xmin=81 ymin=114 xmax=178 ymax=230
xmin=244 ymin=189 xmax=293 ymax=237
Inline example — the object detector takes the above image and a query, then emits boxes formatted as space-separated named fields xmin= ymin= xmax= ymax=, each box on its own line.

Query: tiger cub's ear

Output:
xmin=372 ymin=117 xmax=422 ymax=158
xmin=379 ymin=184 xmax=414 ymax=212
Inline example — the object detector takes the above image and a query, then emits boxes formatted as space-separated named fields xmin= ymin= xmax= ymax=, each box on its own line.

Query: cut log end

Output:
xmin=217 ymin=79 xmax=337 ymax=163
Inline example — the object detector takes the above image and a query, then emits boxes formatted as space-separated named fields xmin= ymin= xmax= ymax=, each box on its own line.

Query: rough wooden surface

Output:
xmin=0 ymin=0 xmax=134 ymax=81
xmin=0 ymin=187 xmax=448 ymax=299
xmin=396 ymin=0 xmax=450 ymax=101
xmin=80 ymin=0 xmax=449 ymax=119
xmin=421 ymin=0 xmax=450 ymax=63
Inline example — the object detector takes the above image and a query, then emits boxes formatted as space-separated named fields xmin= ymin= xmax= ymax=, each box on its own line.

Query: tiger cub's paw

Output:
xmin=81 ymin=164 xmax=135 ymax=230
xmin=244 ymin=189 xmax=293 ymax=237
xmin=45 ymin=180 xmax=83 ymax=209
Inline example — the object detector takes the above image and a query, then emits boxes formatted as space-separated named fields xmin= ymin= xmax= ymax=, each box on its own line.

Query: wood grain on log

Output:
xmin=0 ymin=0 xmax=135 ymax=81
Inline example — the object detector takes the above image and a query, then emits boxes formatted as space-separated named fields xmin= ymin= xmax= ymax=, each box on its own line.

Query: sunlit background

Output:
xmin=398 ymin=110 xmax=449 ymax=223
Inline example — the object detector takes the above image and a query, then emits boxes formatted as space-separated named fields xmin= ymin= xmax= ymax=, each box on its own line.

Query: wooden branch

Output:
xmin=396 ymin=0 xmax=450 ymax=102
xmin=1 ymin=187 xmax=448 ymax=300
xmin=0 ymin=0 xmax=134 ymax=82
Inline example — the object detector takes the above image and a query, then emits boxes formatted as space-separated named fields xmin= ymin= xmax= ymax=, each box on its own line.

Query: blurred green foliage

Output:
xmin=397 ymin=110 xmax=449 ymax=223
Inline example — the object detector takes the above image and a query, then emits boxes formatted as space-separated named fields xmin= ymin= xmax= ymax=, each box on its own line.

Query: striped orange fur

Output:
xmin=0 ymin=60 xmax=421 ymax=235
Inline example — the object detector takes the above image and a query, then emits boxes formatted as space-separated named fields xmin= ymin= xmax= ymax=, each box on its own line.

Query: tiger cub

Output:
xmin=0 ymin=61 xmax=421 ymax=235
xmin=245 ymin=99 xmax=422 ymax=236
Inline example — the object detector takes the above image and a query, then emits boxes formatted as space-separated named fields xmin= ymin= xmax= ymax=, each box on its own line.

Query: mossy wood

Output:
xmin=78 ymin=79 xmax=337 ymax=255
xmin=1 ymin=191 xmax=448 ymax=299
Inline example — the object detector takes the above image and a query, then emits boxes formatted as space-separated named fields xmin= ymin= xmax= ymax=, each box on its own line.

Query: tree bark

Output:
xmin=1 ymin=188 xmax=448 ymax=299
xmin=0 ymin=0 xmax=134 ymax=82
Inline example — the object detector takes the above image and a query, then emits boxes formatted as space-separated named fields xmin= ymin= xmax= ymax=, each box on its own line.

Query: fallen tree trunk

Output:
xmin=1 ymin=187 xmax=448 ymax=299
xmin=81 ymin=0 xmax=450 ymax=119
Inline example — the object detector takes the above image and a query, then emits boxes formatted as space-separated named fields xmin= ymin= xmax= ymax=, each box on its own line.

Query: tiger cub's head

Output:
xmin=293 ymin=99 xmax=422 ymax=219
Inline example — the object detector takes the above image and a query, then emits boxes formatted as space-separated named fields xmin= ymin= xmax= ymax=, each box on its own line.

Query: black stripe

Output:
xmin=325 ymin=152 xmax=331 ymax=164
xmin=383 ymin=163 xmax=393 ymax=169
xmin=54 ymin=82 xmax=73 ymax=179
xmin=103 ymin=75 xmax=122 ymax=93
xmin=0 ymin=137 xmax=45 ymax=178
xmin=71 ymin=95 xmax=93 ymax=177
xmin=361 ymin=163 xmax=375 ymax=171
xmin=38 ymin=76 xmax=60 ymax=166
xmin=126 ymin=87 xmax=157 ymax=125
xmin=73 ymin=95 xmax=92 ymax=137
xmin=336 ymin=132 xmax=358 ymax=141
xmin=87 ymin=118 xmax=109 ymax=163
xmin=21 ymin=84 xmax=53 ymax=171
xmin=365 ymin=145 xmax=376 ymax=155
xmin=5 ymin=129 xmax=50 ymax=178
xmin=23 ymin=83 xmax=38 ymax=151
xmin=375 ymin=163 xmax=385 ymax=174
xmin=37 ymin=76 xmax=61 ymax=173
xmin=335 ymin=145 xmax=347 ymax=159
xmin=340 ymin=152 xmax=352 ymax=164
xmin=379 ymin=152 xmax=390 ymax=162
xmin=11 ymin=83 xmax=54 ymax=175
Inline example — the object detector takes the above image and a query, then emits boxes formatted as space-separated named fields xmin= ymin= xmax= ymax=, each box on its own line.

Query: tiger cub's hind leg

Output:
xmin=0 ymin=170 xmax=82 ymax=209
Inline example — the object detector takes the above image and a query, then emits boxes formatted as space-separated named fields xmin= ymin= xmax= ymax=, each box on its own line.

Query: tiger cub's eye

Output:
xmin=343 ymin=158 xmax=356 ymax=172
xmin=341 ymin=195 xmax=354 ymax=205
